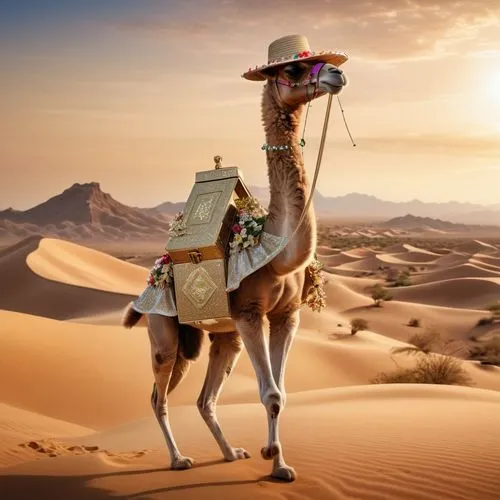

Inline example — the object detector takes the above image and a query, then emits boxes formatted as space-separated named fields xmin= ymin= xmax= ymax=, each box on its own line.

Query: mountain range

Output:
xmin=1 ymin=182 xmax=500 ymax=243
xmin=153 ymin=190 xmax=500 ymax=225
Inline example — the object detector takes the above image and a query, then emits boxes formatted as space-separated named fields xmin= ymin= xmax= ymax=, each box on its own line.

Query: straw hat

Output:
xmin=242 ymin=34 xmax=348 ymax=81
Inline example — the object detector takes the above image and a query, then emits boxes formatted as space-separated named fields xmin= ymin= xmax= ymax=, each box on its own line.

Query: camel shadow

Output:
xmin=1 ymin=458 xmax=273 ymax=499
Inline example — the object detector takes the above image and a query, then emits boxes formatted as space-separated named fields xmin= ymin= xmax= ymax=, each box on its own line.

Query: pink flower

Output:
xmin=148 ymin=276 xmax=155 ymax=286
xmin=232 ymin=224 xmax=242 ymax=233
xmin=160 ymin=253 xmax=171 ymax=264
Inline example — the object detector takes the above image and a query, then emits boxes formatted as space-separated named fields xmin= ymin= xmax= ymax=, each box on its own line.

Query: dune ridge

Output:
xmin=1 ymin=236 xmax=500 ymax=499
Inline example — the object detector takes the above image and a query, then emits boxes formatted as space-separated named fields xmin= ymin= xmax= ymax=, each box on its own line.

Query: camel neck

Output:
xmin=261 ymin=85 xmax=316 ymax=275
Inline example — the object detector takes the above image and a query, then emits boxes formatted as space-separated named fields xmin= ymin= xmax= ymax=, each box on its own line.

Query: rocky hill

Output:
xmin=0 ymin=183 xmax=171 ymax=242
xmin=381 ymin=214 xmax=500 ymax=233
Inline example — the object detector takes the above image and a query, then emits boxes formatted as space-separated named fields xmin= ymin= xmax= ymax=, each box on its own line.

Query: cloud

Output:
xmin=111 ymin=1 xmax=500 ymax=61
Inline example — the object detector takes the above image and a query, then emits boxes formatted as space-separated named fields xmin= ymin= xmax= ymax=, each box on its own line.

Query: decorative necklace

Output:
xmin=261 ymin=138 xmax=306 ymax=151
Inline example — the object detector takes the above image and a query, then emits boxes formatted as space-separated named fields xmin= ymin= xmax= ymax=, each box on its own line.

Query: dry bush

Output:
xmin=350 ymin=318 xmax=368 ymax=335
xmin=371 ymin=284 xmax=390 ymax=307
xmin=372 ymin=355 xmax=473 ymax=386
xmin=393 ymin=270 xmax=412 ymax=287
xmin=408 ymin=318 xmax=421 ymax=328
xmin=393 ymin=330 xmax=469 ymax=358
xmin=469 ymin=337 xmax=500 ymax=366
xmin=486 ymin=303 xmax=500 ymax=320
xmin=476 ymin=317 xmax=494 ymax=327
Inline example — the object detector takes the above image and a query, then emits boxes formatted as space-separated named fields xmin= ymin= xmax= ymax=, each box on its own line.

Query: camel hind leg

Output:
xmin=197 ymin=332 xmax=251 ymax=461
xmin=148 ymin=314 xmax=193 ymax=470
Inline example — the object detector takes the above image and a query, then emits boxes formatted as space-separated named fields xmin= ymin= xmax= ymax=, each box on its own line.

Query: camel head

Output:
xmin=263 ymin=60 xmax=347 ymax=109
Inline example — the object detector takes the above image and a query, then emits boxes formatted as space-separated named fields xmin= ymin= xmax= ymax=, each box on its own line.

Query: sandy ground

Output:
xmin=1 ymin=236 xmax=500 ymax=499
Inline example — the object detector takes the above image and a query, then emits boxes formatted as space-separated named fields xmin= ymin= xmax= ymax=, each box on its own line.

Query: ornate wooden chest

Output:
xmin=166 ymin=162 xmax=251 ymax=324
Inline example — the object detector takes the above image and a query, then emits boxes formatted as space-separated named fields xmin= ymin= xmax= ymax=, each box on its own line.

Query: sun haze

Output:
xmin=1 ymin=0 xmax=500 ymax=209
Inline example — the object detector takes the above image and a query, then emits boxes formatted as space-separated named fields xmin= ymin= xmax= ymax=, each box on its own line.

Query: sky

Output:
xmin=1 ymin=0 xmax=500 ymax=209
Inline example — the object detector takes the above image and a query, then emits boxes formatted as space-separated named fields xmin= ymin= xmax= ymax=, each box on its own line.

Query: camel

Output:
xmin=123 ymin=35 xmax=347 ymax=482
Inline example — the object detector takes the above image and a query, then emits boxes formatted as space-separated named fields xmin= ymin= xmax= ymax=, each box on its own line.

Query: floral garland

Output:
xmin=169 ymin=212 xmax=187 ymax=238
xmin=147 ymin=253 xmax=174 ymax=288
xmin=303 ymin=259 xmax=327 ymax=312
xmin=229 ymin=197 xmax=267 ymax=255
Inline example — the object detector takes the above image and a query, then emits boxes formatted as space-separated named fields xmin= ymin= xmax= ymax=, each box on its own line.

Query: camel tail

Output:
xmin=167 ymin=322 xmax=204 ymax=394
xmin=122 ymin=303 xmax=143 ymax=329
xmin=178 ymin=322 xmax=204 ymax=361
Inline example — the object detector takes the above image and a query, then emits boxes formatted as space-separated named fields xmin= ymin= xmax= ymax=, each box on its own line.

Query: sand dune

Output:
xmin=341 ymin=247 xmax=379 ymax=258
xmin=0 ymin=237 xmax=137 ymax=320
xmin=456 ymin=239 xmax=499 ymax=254
xmin=315 ymin=245 xmax=340 ymax=256
xmin=2 ymin=235 xmax=500 ymax=498
xmin=434 ymin=251 xmax=471 ymax=267
xmin=318 ymin=252 xmax=360 ymax=267
xmin=333 ymin=256 xmax=382 ymax=274
xmin=27 ymin=238 xmax=148 ymax=295
xmin=389 ymin=250 xmax=439 ymax=263
xmin=472 ymin=252 xmax=500 ymax=268
xmin=414 ymin=262 xmax=500 ymax=284
xmin=389 ymin=277 xmax=500 ymax=309
xmin=2 ymin=385 xmax=500 ymax=500
xmin=0 ymin=404 xmax=93 ymax=467
xmin=376 ymin=252 xmax=436 ymax=266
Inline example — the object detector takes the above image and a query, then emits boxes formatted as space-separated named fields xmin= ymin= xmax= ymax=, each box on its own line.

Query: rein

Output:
xmin=269 ymin=63 xmax=356 ymax=252
xmin=273 ymin=63 xmax=356 ymax=250
xmin=286 ymin=92 xmax=334 ymax=245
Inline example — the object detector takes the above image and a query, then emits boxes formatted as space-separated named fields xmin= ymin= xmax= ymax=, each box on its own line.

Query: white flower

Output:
xmin=233 ymin=234 xmax=243 ymax=244
xmin=240 ymin=227 xmax=247 ymax=237
xmin=247 ymin=235 xmax=255 ymax=246
xmin=255 ymin=225 xmax=263 ymax=232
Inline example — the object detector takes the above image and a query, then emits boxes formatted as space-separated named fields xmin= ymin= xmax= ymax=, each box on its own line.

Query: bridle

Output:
xmin=275 ymin=62 xmax=325 ymax=101
xmin=270 ymin=61 xmax=353 ymax=249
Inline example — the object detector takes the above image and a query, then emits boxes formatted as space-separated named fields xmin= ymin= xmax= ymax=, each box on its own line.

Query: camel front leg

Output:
xmin=197 ymin=332 xmax=251 ymax=461
xmin=265 ymin=309 xmax=300 ymax=481
xmin=148 ymin=314 xmax=193 ymax=470
xmin=235 ymin=313 xmax=294 ymax=481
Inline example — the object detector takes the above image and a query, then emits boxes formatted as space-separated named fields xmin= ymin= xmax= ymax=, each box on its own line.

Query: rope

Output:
xmin=286 ymin=92 xmax=334 ymax=245
xmin=337 ymin=96 xmax=356 ymax=147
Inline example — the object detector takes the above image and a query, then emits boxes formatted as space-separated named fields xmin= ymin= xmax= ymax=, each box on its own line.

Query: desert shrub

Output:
xmin=408 ymin=318 xmax=421 ymax=328
xmin=469 ymin=337 xmax=500 ymax=366
xmin=371 ymin=284 xmax=390 ymax=307
xmin=372 ymin=355 xmax=472 ymax=386
xmin=350 ymin=318 xmax=368 ymax=335
xmin=487 ymin=303 xmax=500 ymax=319
xmin=393 ymin=330 xmax=469 ymax=358
xmin=394 ymin=270 xmax=412 ymax=287
xmin=476 ymin=317 xmax=494 ymax=327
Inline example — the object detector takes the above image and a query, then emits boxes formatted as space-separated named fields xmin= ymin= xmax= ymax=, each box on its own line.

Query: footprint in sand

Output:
xmin=19 ymin=440 xmax=148 ymax=460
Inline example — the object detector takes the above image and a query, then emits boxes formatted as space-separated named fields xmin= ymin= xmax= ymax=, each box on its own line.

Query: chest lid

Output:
xmin=166 ymin=160 xmax=252 ymax=259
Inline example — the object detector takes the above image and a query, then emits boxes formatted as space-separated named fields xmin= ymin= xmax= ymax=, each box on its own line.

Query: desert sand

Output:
xmin=1 ymin=236 xmax=500 ymax=499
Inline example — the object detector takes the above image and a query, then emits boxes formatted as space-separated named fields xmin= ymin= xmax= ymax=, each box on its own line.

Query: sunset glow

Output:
xmin=1 ymin=1 xmax=500 ymax=209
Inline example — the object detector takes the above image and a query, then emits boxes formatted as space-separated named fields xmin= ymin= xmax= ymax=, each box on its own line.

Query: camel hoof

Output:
xmin=260 ymin=444 xmax=280 ymax=460
xmin=171 ymin=456 xmax=194 ymax=470
xmin=225 ymin=447 xmax=251 ymax=461
xmin=271 ymin=465 xmax=297 ymax=482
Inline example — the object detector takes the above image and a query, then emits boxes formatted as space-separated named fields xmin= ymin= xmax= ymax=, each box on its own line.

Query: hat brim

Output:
xmin=242 ymin=51 xmax=348 ymax=81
